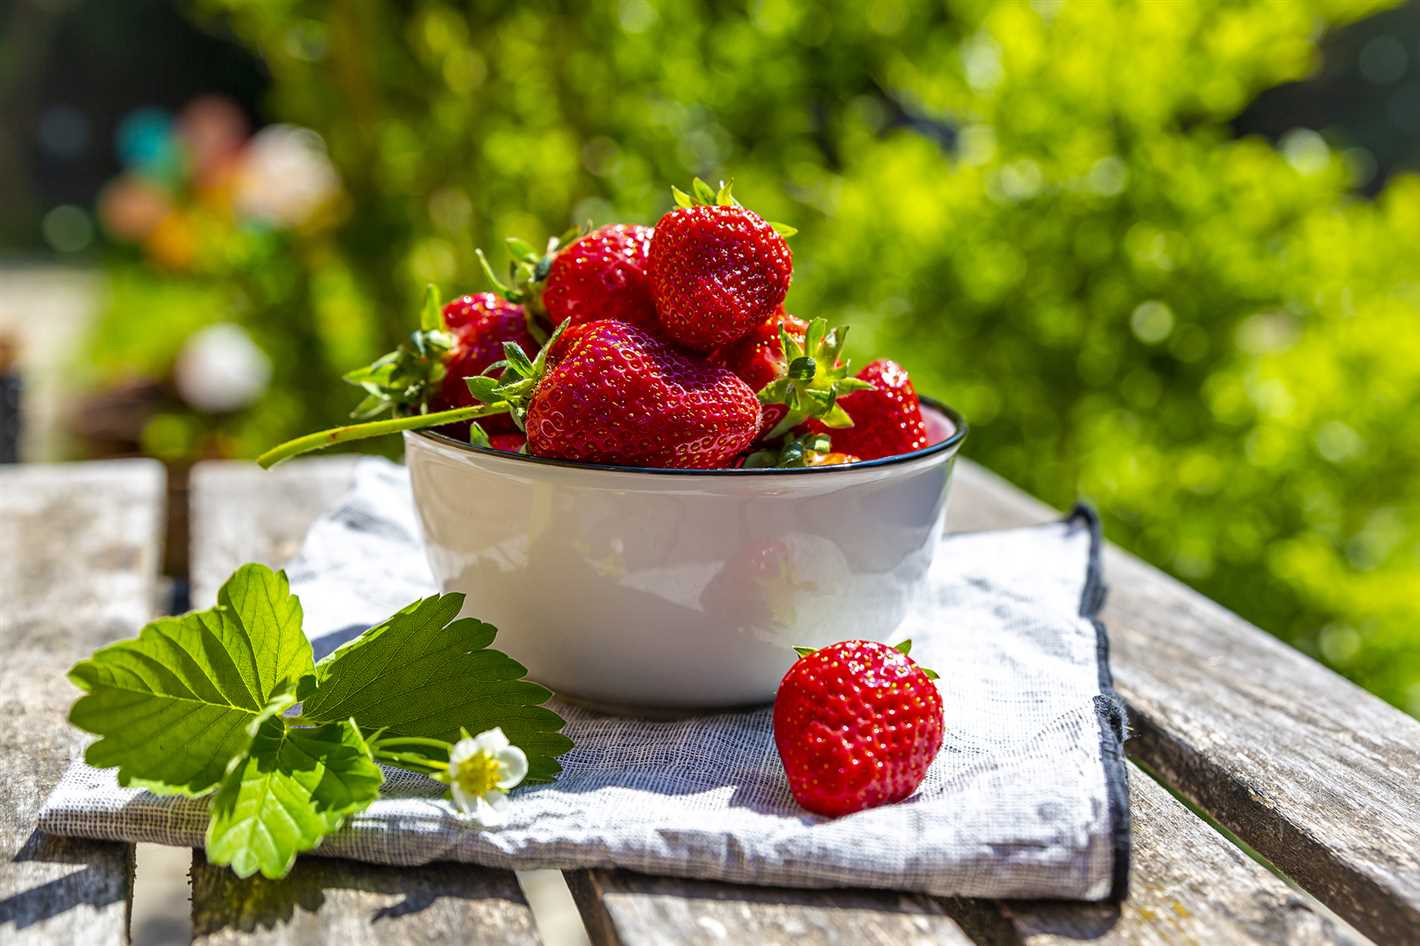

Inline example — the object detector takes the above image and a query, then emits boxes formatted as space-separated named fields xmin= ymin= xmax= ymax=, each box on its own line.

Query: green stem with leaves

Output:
xmin=256 ymin=402 xmax=510 ymax=469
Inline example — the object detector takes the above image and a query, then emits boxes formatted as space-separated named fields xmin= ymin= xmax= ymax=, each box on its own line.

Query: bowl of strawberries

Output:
xmin=262 ymin=179 xmax=966 ymax=709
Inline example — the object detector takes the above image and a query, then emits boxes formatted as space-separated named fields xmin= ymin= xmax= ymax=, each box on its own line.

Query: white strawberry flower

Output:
xmin=446 ymin=727 xmax=528 ymax=823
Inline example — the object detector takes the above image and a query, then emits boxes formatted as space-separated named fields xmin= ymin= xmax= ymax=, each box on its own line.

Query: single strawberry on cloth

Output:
xmin=41 ymin=458 xmax=1130 ymax=901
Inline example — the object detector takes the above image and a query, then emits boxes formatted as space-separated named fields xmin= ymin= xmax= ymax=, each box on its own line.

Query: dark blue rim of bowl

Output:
xmin=411 ymin=396 xmax=968 ymax=476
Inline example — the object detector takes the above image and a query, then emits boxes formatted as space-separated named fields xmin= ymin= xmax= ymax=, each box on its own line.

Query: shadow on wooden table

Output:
xmin=2 ymin=830 xmax=132 ymax=932
xmin=941 ymin=896 xmax=1121 ymax=945
xmin=565 ymin=868 xmax=1094 ymax=945
xmin=189 ymin=853 xmax=537 ymax=941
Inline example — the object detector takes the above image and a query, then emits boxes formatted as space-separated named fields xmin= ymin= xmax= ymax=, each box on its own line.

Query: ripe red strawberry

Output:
xmin=713 ymin=308 xmax=807 ymax=438
xmin=522 ymin=320 xmax=760 ymax=468
xmin=542 ymin=224 xmax=658 ymax=332
xmin=648 ymin=180 xmax=793 ymax=352
xmin=712 ymin=307 xmax=808 ymax=394
xmin=774 ymin=640 xmax=943 ymax=817
xmin=488 ymin=433 xmax=526 ymax=453
xmin=430 ymin=293 xmax=536 ymax=433
xmin=806 ymin=359 xmax=929 ymax=461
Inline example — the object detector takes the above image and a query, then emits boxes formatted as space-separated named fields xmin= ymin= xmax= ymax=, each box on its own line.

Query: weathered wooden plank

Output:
xmin=939 ymin=761 xmax=1369 ymax=946
xmin=949 ymin=461 xmax=1420 ymax=945
xmin=567 ymin=871 xmax=973 ymax=946
xmin=0 ymin=460 xmax=166 ymax=945
xmin=191 ymin=852 xmax=539 ymax=946
xmin=568 ymin=760 xmax=1364 ymax=946
xmin=187 ymin=458 xmax=541 ymax=946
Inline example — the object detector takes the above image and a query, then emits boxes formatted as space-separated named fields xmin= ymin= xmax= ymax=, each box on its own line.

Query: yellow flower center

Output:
xmin=454 ymin=751 xmax=504 ymax=796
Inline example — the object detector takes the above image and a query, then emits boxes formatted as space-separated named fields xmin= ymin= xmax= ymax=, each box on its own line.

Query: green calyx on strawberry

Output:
xmin=669 ymin=177 xmax=798 ymax=240
xmin=713 ymin=308 xmax=808 ymax=396
xmin=461 ymin=319 xmax=571 ymax=434
xmin=742 ymin=431 xmax=860 ymax=468
xmin=755 ymin=317 xmax=873 ymax=440
xmin=743 ymin=431 xmax=833 ymax=468
xmin=791 ymin=639 xmax=939 ymax=679
xmin=342 ymin=283 xmax=538 ymax=445
xmin=804 ymin=358 xmax=930 ymax=461
xmin=341 ymin=284 xmax=456 ymax=420
xmin=476 ymin=227 xmax=584 ymax=343
xmin=256 ymin=284 xmax=523 ymax=468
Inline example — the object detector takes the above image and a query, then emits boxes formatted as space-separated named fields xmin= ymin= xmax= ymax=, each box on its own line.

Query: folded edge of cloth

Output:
xmin=1075 ymin=502 xmax=1132 ymax=902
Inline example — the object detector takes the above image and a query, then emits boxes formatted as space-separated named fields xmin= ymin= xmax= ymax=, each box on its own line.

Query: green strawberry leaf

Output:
xmin=205 ymin=716 xmax=382 ymax=879
xmin=420 ymin=283 xmax=444 ymax=333
xmin=465 ymin=374 xmax=502 ymax=405
xmin=743 ymin=431 xmax=832 ymax=469
xmin=759 ymin=317 xmax=869 ymax=440
xmin=786 ymin=356 xmax=816 ymax=382
xmin=349 ymin=393 xmax=389 ymax=420
xmin=299 ymin=594 xmax=573 ymax=784
xmin=340 ymin=286 xmax=455 ymax=421
xmin=692 ymin=176 xmax=718 ymax=204
xmin=68 ymin=564 xmax=314 ymax=796
xmin=505 ymin=237 xmax=539 ymax=263
xmin=816 ymin=402 xmax=855 ymax=429
xmin=476 ymin=228 xmax=577 ymax=317
xmin=475 ymin=247 xmax=512 ymax=294
xmin=502 ymin=340 xmax=535 ymax=376
xmin=891 ymin=639 xmax=940 ymax=678
xmin=675 ymin=177 xmax=743 ymax=209
xmin=468 ymin=320 xmax=569 ymax=433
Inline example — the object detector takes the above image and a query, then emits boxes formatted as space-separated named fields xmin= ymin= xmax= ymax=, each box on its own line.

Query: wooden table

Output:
xmin=4 ymin=457 xmax=1419 ymax=945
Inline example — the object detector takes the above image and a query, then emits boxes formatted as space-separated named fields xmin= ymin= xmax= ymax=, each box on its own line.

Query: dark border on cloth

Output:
xmin=1067 ymin=503 xmax=1132 ymax=902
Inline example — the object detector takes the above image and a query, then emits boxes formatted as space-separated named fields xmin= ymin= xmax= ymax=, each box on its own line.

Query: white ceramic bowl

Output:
xmin=404 ymin=401 xmax=966 ymax=710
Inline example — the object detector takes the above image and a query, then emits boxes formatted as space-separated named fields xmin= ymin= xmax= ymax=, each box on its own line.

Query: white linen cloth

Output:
xmin=41 ymin=459 xmax=1129 ymax=900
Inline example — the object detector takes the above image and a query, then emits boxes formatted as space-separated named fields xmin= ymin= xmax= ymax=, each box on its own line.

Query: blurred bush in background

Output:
xmin=75 ymin=98 xmax=358 ymax=460
xmin=75 ymin=0 xmax=1420 ymax=713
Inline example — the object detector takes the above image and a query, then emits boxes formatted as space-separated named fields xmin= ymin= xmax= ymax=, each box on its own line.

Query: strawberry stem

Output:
xmin=256 ymin=402 xmax=511 ymax=469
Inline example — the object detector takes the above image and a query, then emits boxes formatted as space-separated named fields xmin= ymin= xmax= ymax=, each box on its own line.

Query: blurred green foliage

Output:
xmin=92 ymin=0 xmax=1419 ymax=712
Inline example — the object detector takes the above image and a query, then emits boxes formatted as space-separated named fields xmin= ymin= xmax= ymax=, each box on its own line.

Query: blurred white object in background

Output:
xmin=174 ymin=323 xmax=272 ymax=412
xmin=0 ymin=266 xmax=98 ymax=461
xmin=236 ymin=124 xmax=340 ymax=226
